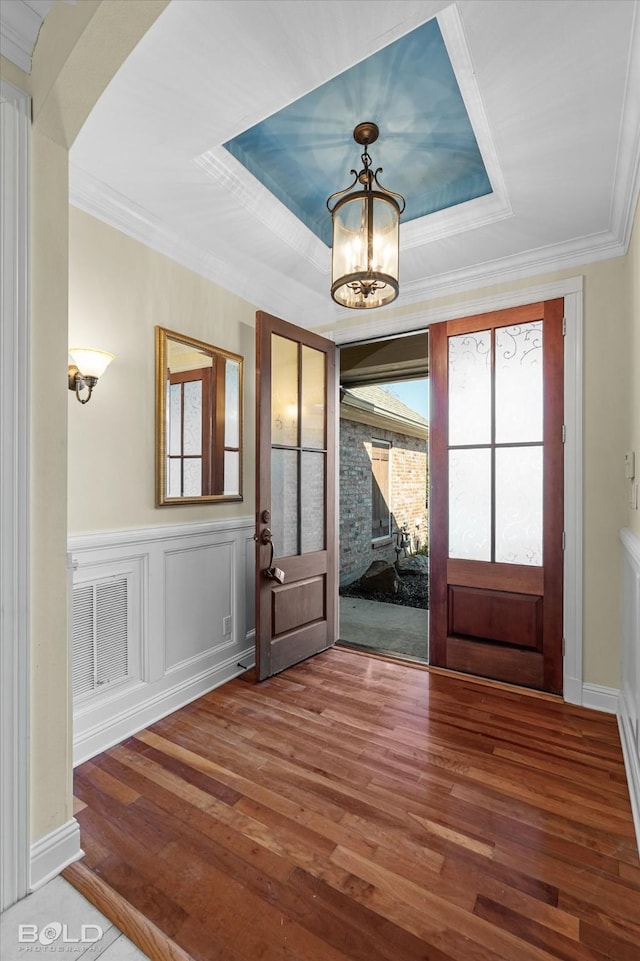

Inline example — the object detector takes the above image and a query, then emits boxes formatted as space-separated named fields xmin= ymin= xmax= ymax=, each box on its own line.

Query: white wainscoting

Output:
xmin=619 ymin=528 xmax=640 ymax=852
xmin=69 ymin=517 xmax=255 ymax=765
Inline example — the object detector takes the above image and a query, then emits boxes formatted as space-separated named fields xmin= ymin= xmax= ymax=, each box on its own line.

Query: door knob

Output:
xmin=260 ymin=528 xmax=273 ymax=545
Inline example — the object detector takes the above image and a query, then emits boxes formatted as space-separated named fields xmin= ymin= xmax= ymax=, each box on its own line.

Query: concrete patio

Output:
xmin=338 ymin=595 xmax=429 ymax=662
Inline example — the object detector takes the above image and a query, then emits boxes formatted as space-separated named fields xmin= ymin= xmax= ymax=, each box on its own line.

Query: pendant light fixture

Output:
xmin=327 ymin=122 xmax=405 ymax=309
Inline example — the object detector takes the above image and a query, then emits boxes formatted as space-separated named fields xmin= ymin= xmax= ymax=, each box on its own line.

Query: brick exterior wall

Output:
xmin=339 ymin=416 xmax=428 ymax=585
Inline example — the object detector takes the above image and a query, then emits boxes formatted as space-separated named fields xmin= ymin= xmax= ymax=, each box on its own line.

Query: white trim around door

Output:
xmin=0 ymin=78 xmax=31 ymax=911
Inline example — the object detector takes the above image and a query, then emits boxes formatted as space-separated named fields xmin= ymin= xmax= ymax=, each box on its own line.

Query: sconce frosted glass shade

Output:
xmin=330 ymin=191 xmax=401 ymax=310
xmin=68 ymin=348 xmax=115 ymax=379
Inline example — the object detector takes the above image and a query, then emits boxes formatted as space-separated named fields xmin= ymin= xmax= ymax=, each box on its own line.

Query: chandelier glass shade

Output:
xmin=327 ymin=123 xmax=405 ymax=309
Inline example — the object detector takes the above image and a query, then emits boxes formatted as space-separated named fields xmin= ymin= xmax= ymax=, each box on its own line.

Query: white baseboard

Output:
xmin=563 ymin=675 xmax=582 ymax=706
xmin=581 ymin=683 xmax=620 ymax=714
xmin=73 ymin=645 xmax=254 ymax=766
xmin=618 ymin=690 xmax=640 ymax=855
xmin=30 ymin=819 xmax=82 ymax=892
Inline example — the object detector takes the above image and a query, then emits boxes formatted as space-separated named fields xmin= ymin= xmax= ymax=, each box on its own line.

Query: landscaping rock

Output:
xmin=341 ymin=567 xmax=429 ymax=610
xmin=360 ymin=560 xmax=400 ymax=595
xmin=397 ymin=554 xmax=429 ymax=574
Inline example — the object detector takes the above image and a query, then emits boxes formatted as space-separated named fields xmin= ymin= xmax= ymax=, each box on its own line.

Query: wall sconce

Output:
xmin=68 ymin=348 xmax=115 ymax=404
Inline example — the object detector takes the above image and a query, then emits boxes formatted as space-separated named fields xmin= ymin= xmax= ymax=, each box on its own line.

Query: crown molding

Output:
xmin=193 ymin=4 xmax=514 ymax=261
xmin=0 ymin=0 xmax=56 ymax=73
xmin=195 ymin=147 xmax=327 ymax=272
xmin=612 ymin=0 xmax=640 ymax=249
xmin=69 ymin=163 xmax=332 ymax=328
xmin=70 ymin=154 xmax=630 ymax=336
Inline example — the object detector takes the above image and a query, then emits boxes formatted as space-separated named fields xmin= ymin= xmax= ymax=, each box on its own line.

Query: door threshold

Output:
xmin=335 ymin=641 xmax=430 ymax=670
xmin=426 ymin=664 xmax=564 ymax=701
xmin=336 ymin=643 xmax=564 ymax=700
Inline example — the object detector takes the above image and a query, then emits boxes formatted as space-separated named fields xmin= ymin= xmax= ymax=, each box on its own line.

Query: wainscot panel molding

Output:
xmin=69 ymin=518 xmax=255 ymax=765
xmin=30 ymin=819 xmax=82 ymax=892
xmin=619 ymin=527 xmax=640 ymax=853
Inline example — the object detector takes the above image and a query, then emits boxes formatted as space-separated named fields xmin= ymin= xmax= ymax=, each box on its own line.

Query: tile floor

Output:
xmin=1 ymin=876 xmax=149 ymax=960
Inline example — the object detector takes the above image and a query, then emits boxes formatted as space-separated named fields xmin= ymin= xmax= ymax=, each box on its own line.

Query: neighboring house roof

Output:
xmin=340 ymin=385 xmax=429 ymax=438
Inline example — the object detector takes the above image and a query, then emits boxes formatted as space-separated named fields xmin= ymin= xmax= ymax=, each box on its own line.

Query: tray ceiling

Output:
xmin=67 ymin=0 xmax=640 ymax=335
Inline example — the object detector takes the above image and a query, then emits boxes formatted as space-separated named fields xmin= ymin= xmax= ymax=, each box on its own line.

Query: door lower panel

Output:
xmin=448 ymin=586 xmax=543 ymax=649
xmin=270 ymin=622 xmax=330 ymax=674
xmin=446 ymin=636 xmax=544 ymax=688
xmin=272 ymin=576 xmax=326 ymax=636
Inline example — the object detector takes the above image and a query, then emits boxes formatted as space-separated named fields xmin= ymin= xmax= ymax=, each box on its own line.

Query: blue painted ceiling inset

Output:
xmin=223 ymin=18 xmax=492 ymax=247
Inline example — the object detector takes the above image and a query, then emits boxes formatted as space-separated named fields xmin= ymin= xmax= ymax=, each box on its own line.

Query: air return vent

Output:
xmin=72 ymin=577 xmax=129 ymax=700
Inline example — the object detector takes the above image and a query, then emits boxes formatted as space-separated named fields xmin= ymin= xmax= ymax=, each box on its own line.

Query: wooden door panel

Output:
xmin=446 ymin=637 xmax=544 ymax=689
xmin=270 ymin=622 xmax=330 ymax=675
xmin=449 ymin=586 xmax=543 ymax=649
xmin=256 ymin=311 xmax=337 ymax=680
xmin=429 ymin=299 xmax=564 ymax=694
xmin=272 ymin=576 xmax=325 ymax=636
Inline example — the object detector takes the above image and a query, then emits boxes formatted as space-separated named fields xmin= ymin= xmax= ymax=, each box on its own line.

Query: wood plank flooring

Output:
xmin=67 ymin=648 xmax=640 ymax=961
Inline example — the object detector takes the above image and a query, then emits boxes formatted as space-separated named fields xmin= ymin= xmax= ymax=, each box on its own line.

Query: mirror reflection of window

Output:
xmin=166 ymin=366 xmax=211 ymax=497
xmin=155 ymin=327 xmax=243 ymax=505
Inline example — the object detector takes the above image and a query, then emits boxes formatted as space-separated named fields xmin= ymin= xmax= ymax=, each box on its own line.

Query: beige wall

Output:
xmin=580 ymin=256 xmax=631 ymax=685
xmin=68 ymin=207 xmax=256 ymax=533
xmin=30 ymin=129 xmax=74 ymax=837
xmin=627 ymin=197 xmax=640 ymax=539
xmin=1 ymin=53 xmax=29 ymax=90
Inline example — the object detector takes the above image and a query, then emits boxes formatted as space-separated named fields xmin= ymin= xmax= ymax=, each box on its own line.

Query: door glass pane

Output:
xmin=272 ymin=449 xmax=298 ymax=557
xmin=271 ymin=334 xmax=299 ymax=446
xmin=301 ymin=452 xmax=324 ymax=553
xmin=183 ymin=458 xmax=202 ymax=496
xmin=183 ymin=380 xmax=202 ymax=455
xmin=495 ymin=322 xmax=543 ymax=443
xmin=449 ymin=448 xmax=491 ymax=560
xmin=496 ymin=447 xmax=543 ymax=566
xmin=448 ymin=330 xmax=491 ymax=446
xmin=301 ymin=346 xmax=325 ymax=449
xmin=224 ymin=450 xmax=239 ymax=496
xmin=225 ymin=360 xmax=240 ymax=448
xmin=169 ymin=384 xmax=181 ymax=455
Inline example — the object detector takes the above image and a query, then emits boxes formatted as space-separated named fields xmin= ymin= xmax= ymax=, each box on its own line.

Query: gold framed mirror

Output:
xmin=155 ymin=326 xmax=243 ymax=506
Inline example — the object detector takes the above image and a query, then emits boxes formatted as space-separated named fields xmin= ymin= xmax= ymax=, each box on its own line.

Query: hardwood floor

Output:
xmin=66 ymin=648 xmax=640 ymax=961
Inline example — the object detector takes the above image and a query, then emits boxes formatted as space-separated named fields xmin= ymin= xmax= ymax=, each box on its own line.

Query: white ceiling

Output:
xmin=57 ymin=1 xmax=640 ymax=336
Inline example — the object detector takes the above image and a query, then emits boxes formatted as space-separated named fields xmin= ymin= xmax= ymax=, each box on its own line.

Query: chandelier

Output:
xmin=327 ymin=122 xmax=405 ymax=309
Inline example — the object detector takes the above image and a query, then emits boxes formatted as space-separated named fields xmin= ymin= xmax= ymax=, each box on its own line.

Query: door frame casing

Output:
xmin=0 ymin=79 xmax=31 ymax=909
xmin=335 ymin=275 xmax=583 ymax=703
